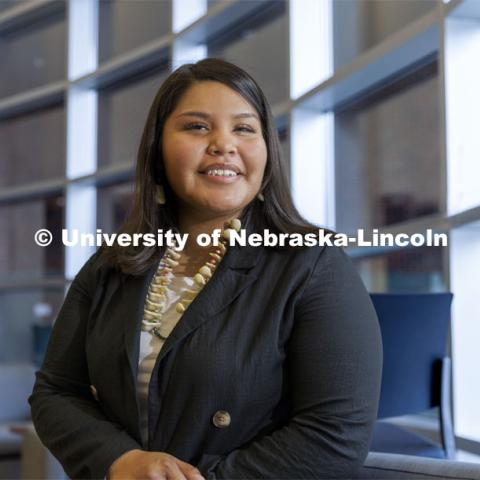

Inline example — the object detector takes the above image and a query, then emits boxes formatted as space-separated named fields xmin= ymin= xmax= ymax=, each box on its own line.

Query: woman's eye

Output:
xmin=185 ymin=123 xmax=208 ymax=131
xmin=236 ymin=126 xmax=255 ymax=133
xmin=183 ymin=123 xmax=255 ymax=133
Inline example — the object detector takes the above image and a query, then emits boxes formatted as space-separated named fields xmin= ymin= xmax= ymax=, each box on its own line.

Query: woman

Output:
xmin=29 ymin=58 xmax=382 ymax=480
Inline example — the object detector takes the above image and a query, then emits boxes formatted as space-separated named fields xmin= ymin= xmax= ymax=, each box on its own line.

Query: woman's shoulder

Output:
xmin=265 ymin=241 xmax=350 ymax=268
xmin=260 ymin=242 xmax=353 ymax=286
xmin=72 ymin=246 xmax=118 ymax=287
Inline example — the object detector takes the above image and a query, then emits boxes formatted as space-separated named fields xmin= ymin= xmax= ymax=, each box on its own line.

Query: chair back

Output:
xmin=370 ymin=293 xmax=453 ymax=419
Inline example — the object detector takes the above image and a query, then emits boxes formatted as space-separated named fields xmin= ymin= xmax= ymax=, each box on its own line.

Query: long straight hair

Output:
xmin=102 ymin=58 xmax=332 ymax=275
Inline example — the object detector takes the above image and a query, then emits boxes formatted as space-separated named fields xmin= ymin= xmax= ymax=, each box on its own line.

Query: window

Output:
xmin=0 ymin=104 xmax=65 ymax=187
xmin=97 ymin=181 xmax=134 ymax=232
xmin=333 ymin=0 xmax=437 ymax=71
xmin=98 ymin=0 xmax=171 ymax=63
xmin=0 ymin=195 xmax=64 ymax=283
xmin=207 ymin=1 xmax=288 ymax=106
xmin=335 ymin=69 xmax=441 ymax=233
xmin=353 ymin=246 xmax=447 ymax=293
xmin=0 ymin=10 xmax=65 ymax=98
xmin=97 ymin=69 xmax=168 ymax=166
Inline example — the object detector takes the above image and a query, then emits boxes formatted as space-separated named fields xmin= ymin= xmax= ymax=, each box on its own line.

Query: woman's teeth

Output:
xmin=206 ymin=169 xmax=238 ymax=177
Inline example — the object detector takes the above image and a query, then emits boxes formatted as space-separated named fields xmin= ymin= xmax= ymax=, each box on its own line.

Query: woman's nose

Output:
xmin=207 ymin=130 xmax=237 ymax=155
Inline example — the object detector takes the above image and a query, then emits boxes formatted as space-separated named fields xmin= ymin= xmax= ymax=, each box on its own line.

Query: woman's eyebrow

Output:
xmin=176 ymin=111 xmax=259 ymax=120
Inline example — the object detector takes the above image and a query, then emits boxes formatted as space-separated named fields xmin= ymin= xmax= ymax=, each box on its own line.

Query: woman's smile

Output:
xmin=200 ymin=171 xmax=240 ymax=183
xmin=198 ymin=162 xmax=243 ymax=183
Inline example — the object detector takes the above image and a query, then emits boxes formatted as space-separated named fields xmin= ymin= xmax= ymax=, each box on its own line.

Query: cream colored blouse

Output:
xmin=136 ymin=275 xmax=195 ymax=446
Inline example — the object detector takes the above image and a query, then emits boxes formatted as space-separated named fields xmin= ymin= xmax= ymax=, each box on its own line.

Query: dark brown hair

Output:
xmin=102 ymin=58 xmax=332 ymax=275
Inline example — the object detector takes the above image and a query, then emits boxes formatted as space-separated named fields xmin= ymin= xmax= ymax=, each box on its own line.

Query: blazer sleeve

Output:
xmin=28 ymin=251 xmax=142 ymax=480
xmin=197 ymin=245 xmax=383 ymax=479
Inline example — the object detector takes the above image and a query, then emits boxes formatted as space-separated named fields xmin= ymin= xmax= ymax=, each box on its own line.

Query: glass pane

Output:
xmin=352 ymin=246 xmax=447 ymax=293
xmin=0 ymin=103 xmax=66 ymax=187
xmin=0 ymin=195 xmax=65 ymax=283
xmin=449 ymin=221 xmax=480 ymax=442
xmin=0 ymin=12 xmax=66 ymax=98
xmin=333 ymin=0 xmax=437 ymax=71
xmin=97 ymin=181 xmax=134 ymax=233
xmin=207 ymin=1 xmax=288 ymax=106
xmin=97 ymin=69 xmax=168 ymax=166
xmin=98 ymin=0 xmax=171 ymax=63
xmin=0 ymin=288 xmax=65 ymax=364
xmin=335 ymin=72 xmax=441 ymax=233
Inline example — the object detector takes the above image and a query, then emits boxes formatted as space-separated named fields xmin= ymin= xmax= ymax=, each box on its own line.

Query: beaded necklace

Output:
xmin=141 ymin=218 xmax=241 ymax=339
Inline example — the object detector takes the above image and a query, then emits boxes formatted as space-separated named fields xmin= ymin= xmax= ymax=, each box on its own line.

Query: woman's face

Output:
xmin=161 ymin=81 xmax=267 ymax=221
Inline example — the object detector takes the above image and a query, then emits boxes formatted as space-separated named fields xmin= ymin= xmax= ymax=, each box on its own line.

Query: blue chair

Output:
xmin=369 ymin=293 xmax=455 ymax=460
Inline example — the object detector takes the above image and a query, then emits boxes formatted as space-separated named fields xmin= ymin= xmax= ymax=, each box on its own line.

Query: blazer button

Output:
xmin=90 ymin=384 xmax=99 ymax=402
xmin=212 ymin=410 xmax=231 ymax=428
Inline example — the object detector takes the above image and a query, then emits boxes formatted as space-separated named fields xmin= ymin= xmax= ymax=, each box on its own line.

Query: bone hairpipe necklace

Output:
xmin=141 ymin=218 xmax=241 ymax=340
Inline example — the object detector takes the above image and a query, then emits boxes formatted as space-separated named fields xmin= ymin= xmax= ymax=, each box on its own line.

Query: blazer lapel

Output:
xmin=157 ymin=242 xmax=264 ymax=362
xmin=121 ymin=263 xmax=158 ymax=383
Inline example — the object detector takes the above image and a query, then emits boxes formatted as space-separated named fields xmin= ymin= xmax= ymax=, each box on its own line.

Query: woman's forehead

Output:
xmin=173 ymin=81 xmax=258 ymax=115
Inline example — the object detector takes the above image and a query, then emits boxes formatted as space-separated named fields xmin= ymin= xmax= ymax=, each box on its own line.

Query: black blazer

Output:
xmin=29 ymin=243 xmax=382 ymax=479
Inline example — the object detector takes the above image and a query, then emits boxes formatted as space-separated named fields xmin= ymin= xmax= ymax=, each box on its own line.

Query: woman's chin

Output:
xmin=199 ymin=202 xmax=246 ymax=218
xmin=194 ymin=195 xmax=245 ymax=213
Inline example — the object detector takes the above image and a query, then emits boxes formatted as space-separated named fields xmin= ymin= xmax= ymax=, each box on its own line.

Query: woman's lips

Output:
xmin=199 ymin=172 xmax=241 ymax=184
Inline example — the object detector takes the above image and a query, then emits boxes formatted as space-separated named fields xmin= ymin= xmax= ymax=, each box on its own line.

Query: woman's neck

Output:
xmin=172 ymin=209 xmax=242 ymax=276
xmin=178 ymin=211 xmax=241 ymax=253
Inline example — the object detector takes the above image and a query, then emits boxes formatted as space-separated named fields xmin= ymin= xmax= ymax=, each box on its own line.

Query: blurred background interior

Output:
xmin=0 ymin=0 xmax=480 ymax=478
